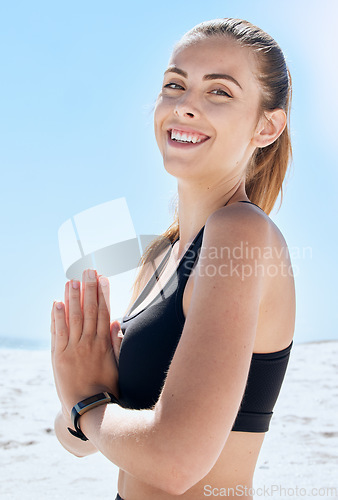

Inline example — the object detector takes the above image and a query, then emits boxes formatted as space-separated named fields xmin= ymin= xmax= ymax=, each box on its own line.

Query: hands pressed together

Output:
xmin=50 ymin=269 xmax=123 ymax=420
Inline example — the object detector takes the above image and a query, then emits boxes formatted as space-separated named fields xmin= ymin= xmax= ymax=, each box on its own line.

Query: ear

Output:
xmin=251 ymin=109 xmax=287 ymax=148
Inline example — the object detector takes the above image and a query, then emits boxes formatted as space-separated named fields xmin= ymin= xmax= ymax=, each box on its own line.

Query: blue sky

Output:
xmin=0 ymin=0 xmax=337 ymax=348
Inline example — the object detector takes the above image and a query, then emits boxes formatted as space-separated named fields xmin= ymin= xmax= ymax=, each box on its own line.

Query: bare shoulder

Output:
xmin=204 ymin=202 xmax=273 ymax=255
xmin=207 ymin=202 xmax=290 ymax=259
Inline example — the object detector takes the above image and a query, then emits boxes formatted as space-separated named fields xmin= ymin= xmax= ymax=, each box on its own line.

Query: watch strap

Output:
xmin=67 ymin=425 xmax=88 ymax=441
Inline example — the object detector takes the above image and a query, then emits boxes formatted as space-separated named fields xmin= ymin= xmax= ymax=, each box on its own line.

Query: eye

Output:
xmin=163 ymin=82 xmax=184 ymax=90
xmin=209 ymin=89 xmax=232 ymax=98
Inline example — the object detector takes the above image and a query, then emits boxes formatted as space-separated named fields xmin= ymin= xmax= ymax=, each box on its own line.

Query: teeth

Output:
xmin=170 ymin=129 xmax=206 ymax=144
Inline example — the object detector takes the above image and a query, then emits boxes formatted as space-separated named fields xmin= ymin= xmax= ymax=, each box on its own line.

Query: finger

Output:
xmin=68 ymin=279 xmax=83 ymax=343
xmin=110 ymin=320 xmax=123 ymax=364
xmin=97 ymin=276 xmax=111 ymax=340
xmin=82 ymin=269 xmax=98 ymax=339
xmin=54 ymin=302 xmax=69 ymax=352
xmin=112 ymin=320 xmax=124 ymax=339
xmin=51 ymin=301 xmax=56 ymax=352
xmin=65 ymin=281 xmax=70 ymax=328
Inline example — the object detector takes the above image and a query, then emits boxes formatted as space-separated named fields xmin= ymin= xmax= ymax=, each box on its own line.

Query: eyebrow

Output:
xmin=164 ymin=66 xmax=243 ymax=90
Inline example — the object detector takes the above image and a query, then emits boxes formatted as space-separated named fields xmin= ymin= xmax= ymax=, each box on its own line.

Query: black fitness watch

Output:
xmin=67 ymin=391 xmax=120 ymax=441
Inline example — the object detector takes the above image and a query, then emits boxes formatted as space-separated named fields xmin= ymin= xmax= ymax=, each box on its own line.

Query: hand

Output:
xmin=51 ymin=269 xmax=119 ymax=417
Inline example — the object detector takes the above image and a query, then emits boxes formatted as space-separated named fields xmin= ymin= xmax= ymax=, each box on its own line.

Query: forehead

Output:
xmin=168 ymin=37 xmax=258 ymax=90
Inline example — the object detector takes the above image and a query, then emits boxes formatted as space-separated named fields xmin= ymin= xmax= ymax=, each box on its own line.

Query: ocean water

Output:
xmin=0 ymin=336 xmax=50 ymax=350
xmin=1 ymin=333 xmax=337 ymax=351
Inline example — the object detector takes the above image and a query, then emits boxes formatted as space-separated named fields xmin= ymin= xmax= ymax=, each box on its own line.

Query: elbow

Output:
xmin=142 ymin=444 xmax=196 ymax=495
xmin=158 ymin=466 xmax=204 ymax=496
xmin=157 ymin=440 xmax=226 ymax=495
xmin=157 ymin=471 xmax=191 ymax=497
xmin=155 ymin=453 xmax=208 ymax=496
xmin=149 ymin=406 xmax=217 ymax=495
xmin=158 ymin=474 xmax=191 ymax=496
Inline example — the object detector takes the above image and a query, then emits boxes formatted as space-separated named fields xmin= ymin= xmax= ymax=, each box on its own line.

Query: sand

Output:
xmin=0 ymin=341 xmax=337 ymax=499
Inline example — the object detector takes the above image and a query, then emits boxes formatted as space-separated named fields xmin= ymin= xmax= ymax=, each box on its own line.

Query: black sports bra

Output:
xmin=118 ymin=201 xmax=292 ymax=432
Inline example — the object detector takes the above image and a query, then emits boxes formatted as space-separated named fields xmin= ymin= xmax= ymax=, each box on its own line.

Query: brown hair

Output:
xmin=125 ymin=18 xmax=293 ymax=312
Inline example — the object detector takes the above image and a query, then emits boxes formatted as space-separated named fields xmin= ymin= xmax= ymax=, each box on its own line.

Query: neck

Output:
xmin=175 ymin=176 xmax=247 ymax=259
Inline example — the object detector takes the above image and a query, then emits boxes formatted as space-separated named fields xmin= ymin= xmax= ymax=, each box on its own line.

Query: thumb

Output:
xmin=110 ymin=320 xmax=124 ymax=363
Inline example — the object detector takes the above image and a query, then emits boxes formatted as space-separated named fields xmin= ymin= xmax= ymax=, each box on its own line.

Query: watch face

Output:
xmin=78 ymin=393 xmax=108 ymax=410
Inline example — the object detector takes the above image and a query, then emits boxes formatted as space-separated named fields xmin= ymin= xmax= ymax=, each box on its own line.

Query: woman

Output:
xmin=51 ymin=18 xmax=296 ymax=499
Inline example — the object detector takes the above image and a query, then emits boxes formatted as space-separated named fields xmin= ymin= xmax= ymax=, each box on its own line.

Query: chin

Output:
xmin=162 ymin=158 xmax=206 ymax=181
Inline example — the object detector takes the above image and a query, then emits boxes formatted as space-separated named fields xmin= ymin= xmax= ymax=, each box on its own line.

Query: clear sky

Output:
xmin=0 ymin=0 xmax=337 ymax=348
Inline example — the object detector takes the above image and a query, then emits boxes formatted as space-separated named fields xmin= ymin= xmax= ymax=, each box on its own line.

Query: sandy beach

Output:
xmin=0 ymin=341 xmax=337 ymax=499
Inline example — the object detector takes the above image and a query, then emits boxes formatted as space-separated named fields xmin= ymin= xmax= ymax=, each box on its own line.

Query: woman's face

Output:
xmin=154 ymin=37 xmax=264 ymax=184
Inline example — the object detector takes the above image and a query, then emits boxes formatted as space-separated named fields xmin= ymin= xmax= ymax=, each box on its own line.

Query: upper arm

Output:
xmin=154 ymin=206 xmax=271 ymax=491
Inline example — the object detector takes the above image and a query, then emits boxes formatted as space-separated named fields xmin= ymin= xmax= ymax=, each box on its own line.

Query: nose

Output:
xmin=173 ymin=91 xmax=200 ymax=119
xmin=174 ymin=109 xmax=194 ymax=118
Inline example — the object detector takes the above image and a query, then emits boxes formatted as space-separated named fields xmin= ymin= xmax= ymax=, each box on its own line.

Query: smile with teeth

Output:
xmin=170 ymin=129 xmax=209 ymax=144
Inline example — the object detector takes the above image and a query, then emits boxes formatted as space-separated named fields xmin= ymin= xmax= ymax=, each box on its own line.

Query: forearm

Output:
xmin=54 ymin=410 xmax=98 ymax=457
xmin=80 ymin=402 xmax=187 ymax=495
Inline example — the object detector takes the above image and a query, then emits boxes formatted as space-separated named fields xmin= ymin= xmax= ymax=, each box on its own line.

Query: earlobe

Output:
xmin=252 ymin=109 xmax=287 ymax=148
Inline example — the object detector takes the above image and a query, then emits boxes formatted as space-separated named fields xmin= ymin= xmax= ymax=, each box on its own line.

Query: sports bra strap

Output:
xmin=237 ymin=200 xmax=264 ymax=212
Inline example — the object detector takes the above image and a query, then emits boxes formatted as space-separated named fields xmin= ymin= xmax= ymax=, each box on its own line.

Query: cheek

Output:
xmin=154 ymin=96 xmax=165 ymax=124
xmin=211 ymin=112 xmax=256 ymax=161
xmin=215 ymin=108 xmax=256 ymax=141
xmin=154 ymin=97 xmax=173 ymax=139
xmin=153 ymin=100 xmax=166 ymax=151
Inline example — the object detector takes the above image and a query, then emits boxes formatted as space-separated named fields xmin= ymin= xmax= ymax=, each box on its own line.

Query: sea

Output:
xmin=0 ymin=336 xmax=50 ymax=350
xmin=1 ymin=333 xmax=337 ymax=350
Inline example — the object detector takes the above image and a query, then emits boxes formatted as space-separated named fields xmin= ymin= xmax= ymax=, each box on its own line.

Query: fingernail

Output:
xmin=55 ymin=302 xmax=63 ymax=310
xmin=99 ymin=276 xmax=109 ymax=287
xmin=88 ymin=269 xmax=96 ymax=279
xmin=72 ymin=280 xmax=80 ymax=289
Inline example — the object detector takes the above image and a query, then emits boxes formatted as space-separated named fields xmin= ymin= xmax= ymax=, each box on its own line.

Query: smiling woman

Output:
xmin=51 ymin=18 xmax=295 ymax=500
